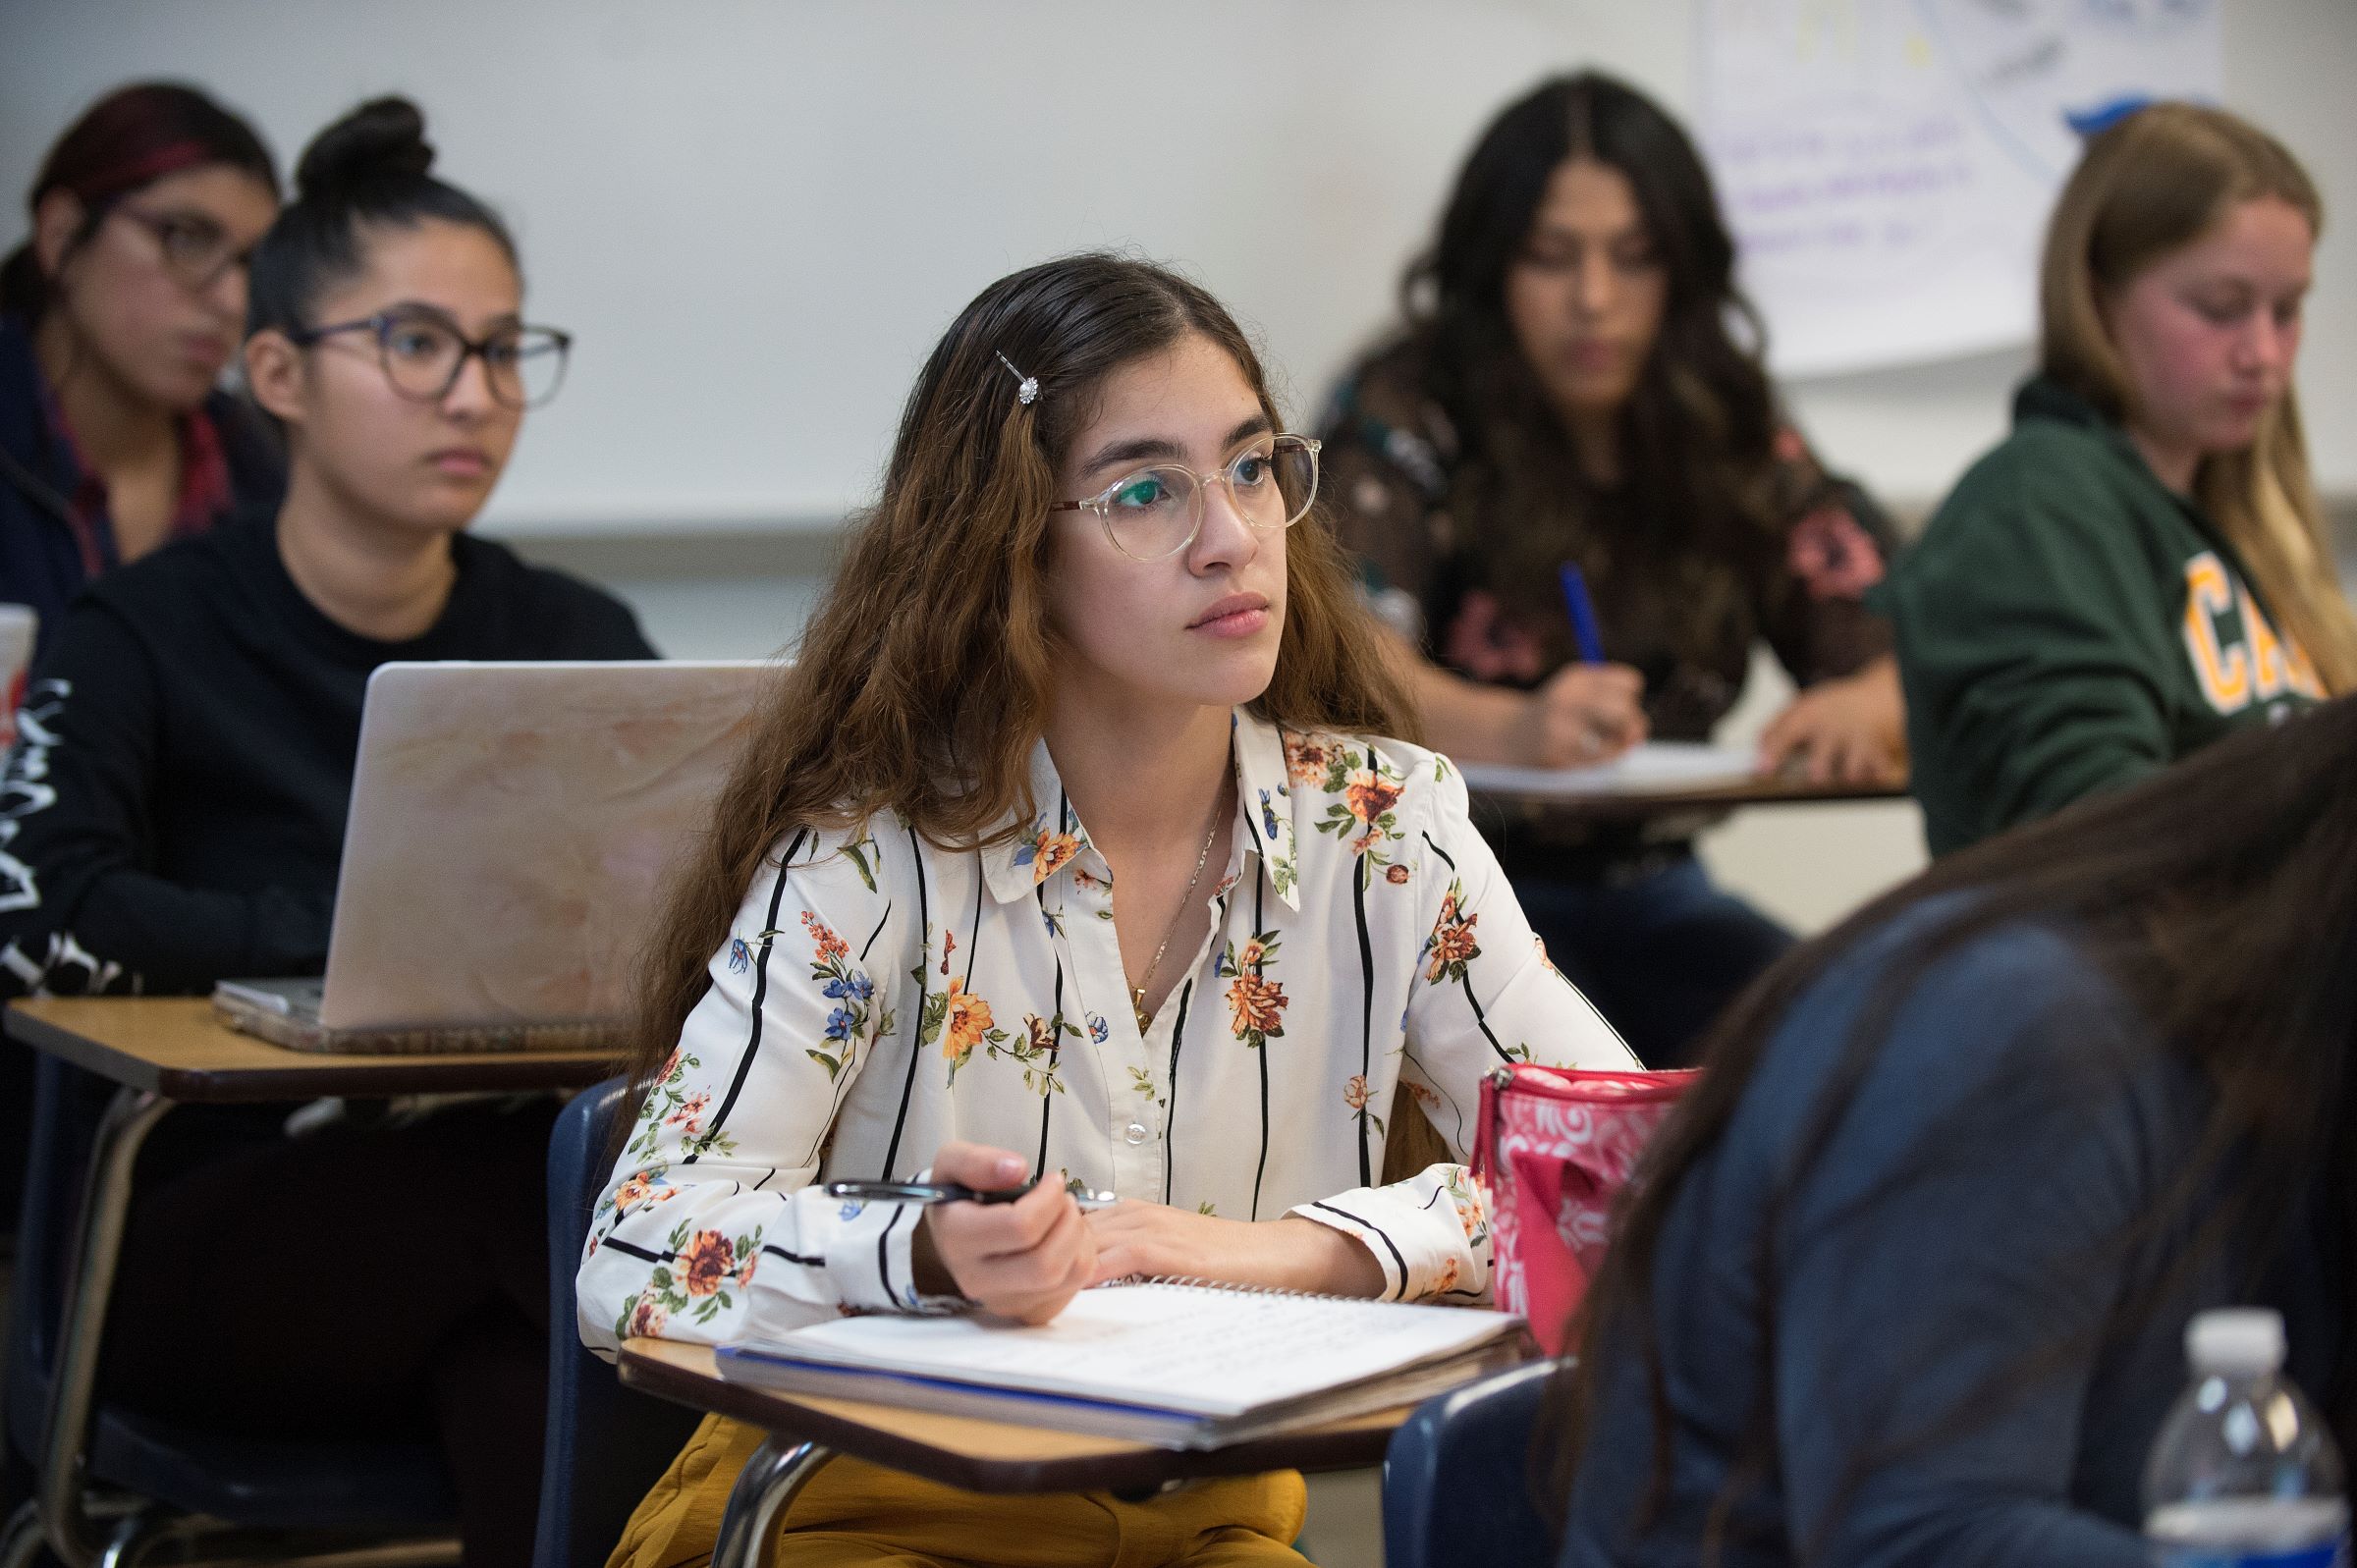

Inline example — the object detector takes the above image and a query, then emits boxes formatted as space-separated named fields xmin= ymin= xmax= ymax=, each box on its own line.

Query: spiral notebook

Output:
xmin=714 ymin=1279 xmax=1530 ymax=1448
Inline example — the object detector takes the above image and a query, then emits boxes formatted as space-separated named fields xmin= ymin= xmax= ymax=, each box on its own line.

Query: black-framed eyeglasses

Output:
xmin=111 ymin=203 xmax=255 ymax=295
xmin=1049 ymin=434 xmax=1321 ymax=562
xmin=288 ymin=307 xmax=573 ymax=408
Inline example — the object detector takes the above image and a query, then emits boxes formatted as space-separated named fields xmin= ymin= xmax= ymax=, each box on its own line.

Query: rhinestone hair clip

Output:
xmin=996 ymin=351 xmax=1040 ymax=406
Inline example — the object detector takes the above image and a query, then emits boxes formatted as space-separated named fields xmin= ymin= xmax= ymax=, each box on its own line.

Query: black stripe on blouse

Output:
xmin=1250 ymin=871 xmax=1270 ymax=1221
xmin=688 ymin=827 xmax=807 ymax=1164
xmin=1163 ymin=974 xmax=1195 ymax=1206
xmin=880 ymin=824 xmax=930 ymax=1178
xmin=1352 ymin=853 xmax=1375 ymax=1188
xmin=1308 ymin=1199 xmax=1408 ymax=1301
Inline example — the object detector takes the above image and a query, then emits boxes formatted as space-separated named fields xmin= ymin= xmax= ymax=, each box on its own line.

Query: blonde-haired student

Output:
xmin=579 ymin=253 xmax=1634 ymax=1568
xmin=1884 ymin=102 xmax=2352 ymax=854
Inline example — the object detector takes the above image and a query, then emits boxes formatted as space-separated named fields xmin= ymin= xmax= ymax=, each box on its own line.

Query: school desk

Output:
xmin=2 ymin=996 xmax=621 ymax=1568
xmin=616 ymin=1336 xmax=1432 ymax=1568
xmin=1462 ymin=769 xmax=1907 ymax=819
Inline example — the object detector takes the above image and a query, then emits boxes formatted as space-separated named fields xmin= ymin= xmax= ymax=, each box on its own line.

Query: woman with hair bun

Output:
xmin=1 ymin=96 xmax=653 ymax=1568
xmin=1 ymin=81 xmax=283 ymax=659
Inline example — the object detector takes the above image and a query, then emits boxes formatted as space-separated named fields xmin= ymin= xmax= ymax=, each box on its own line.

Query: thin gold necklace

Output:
xmin=1129 ymin=790 xmax=1228 ymax=1036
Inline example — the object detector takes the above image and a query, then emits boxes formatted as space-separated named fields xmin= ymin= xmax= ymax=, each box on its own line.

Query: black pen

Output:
xmin=823 ymin=1176 xmax=1122 ymax=1210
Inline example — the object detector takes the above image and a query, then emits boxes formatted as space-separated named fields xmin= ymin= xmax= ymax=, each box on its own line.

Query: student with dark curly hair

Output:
xmin=1323 ymin=74 xmax=1903 ymax=1065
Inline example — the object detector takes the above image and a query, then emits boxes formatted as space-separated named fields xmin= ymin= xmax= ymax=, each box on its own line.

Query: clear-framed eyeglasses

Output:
xmin=1050 ymin=434 xmax=1321 ymax=562
xmin=287 ymin=306 xmax=573 ymax=408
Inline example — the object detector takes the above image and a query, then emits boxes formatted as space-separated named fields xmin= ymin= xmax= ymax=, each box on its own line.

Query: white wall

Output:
xmin=11 ymin=0 xmax=2353 ymax=933
xmin=7 ymin=0 xmax=2355 ymax=540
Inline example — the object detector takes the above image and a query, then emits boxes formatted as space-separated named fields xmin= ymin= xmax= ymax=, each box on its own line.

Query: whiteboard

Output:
xmin=5 ymin=0 xmax=2352 ymax=531
xmin=1698 ymin=0 xmax=2221 ymax=376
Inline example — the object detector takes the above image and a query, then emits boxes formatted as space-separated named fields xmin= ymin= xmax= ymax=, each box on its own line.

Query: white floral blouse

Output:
xmin=577 ymin=710 xmax=1634 ymax=1353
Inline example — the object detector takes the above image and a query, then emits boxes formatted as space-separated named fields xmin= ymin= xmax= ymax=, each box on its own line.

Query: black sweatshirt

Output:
xmin=0 ymin=510 xmax=657 ymax=998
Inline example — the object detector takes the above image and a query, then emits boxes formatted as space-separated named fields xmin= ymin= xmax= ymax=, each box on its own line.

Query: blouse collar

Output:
xmin=978 ymin=707 xmax=1303 ymax=913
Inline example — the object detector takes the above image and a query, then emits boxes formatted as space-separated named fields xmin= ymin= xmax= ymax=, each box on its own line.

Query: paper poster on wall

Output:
xmin=1695 ymin=0 xmax=2221 ymax=377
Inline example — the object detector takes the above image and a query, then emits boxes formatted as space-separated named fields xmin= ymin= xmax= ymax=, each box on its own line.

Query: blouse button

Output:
xmin=1124 ymin=1120 xmax=1149 ymax=1146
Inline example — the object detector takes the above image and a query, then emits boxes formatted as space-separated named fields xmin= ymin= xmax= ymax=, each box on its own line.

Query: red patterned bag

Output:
xmin=1473 ymin=1062 xmax=1697 ymax=1354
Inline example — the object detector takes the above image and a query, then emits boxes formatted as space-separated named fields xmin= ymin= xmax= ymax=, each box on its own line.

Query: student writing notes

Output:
xmin=1884 ymin=103 xmax=2352 ymax=854
xmin=580 ymin=255 xmax=1633 ymax=1568
xmin=1556 ymin=696 xmax=2357 ymax=1566
xmin=1320 ymin=74 xmax=1902 ymax=1065
xmin=0 ymin=98 xmax=651 ymax=1568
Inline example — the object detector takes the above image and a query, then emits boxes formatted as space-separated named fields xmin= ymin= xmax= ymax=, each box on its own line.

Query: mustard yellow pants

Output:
xmin=608 ymin=1414 xmax=1311 ymax=1568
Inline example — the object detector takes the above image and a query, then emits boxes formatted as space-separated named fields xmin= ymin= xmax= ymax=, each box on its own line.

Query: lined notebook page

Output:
xmin=742 ymin=1282 xmax=1517 ymax=1418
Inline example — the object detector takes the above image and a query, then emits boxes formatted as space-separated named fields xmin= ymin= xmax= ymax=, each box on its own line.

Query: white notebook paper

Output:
xmin=714 ymin=1280 xmax=1526 ymax=1443
xmin=1456 ymin=741 xmax=1760 ymax=801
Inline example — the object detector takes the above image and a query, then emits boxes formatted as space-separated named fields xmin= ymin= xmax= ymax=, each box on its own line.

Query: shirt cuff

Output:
xmin=813 ymin=1174 xmax=970 ymax=1316
xmin=1288 ymin=1181 xmax=1477 ymax=1304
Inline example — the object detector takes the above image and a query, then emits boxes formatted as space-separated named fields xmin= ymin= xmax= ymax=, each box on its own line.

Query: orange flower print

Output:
xmin=1386 ymin=863 xmax=1411 ymax=885
xmin=1427 ymin=919 xmax=1480 ymax=982
xmin=676 ymin=1229 xmax=739 ymax=1298
xmin=940 ymin=929 xmax=956 ymax=976
xmin=1239 ymin=937 xmax=1268 ymax=971
xmin=799 ymin=910 xmax=849 ymax=965
xmin=666 ymin=1092 xmax=711 ymax=1136
xmin=1024 ymin=1012 xmax=1057 ymax=1055
xmin=1227 ymin=972 xmax=1288 ymax=1041
xmin=1434 ymin=1257 xmax=1462 ymax=1294
xmin=1786 ymin=505 xmax=1886 ymax=600
xmin=1344 ymin=768 xmax=1402 ymax=829
xmin=1403 ymin=1080 xmax=1440 ymax=1109
xmin=628 ymin=1295 xmax=669 ymax=1337
xmin=613 ymin=1169 xmax=675 ymax=1217
xmin=1425 ymin=886 xmax=1481 ymax=983
xmin=1343 ymin=1074 xmax=1370 ymax=1111
xmin=1031 ymin=830 xmax=1080 ymax=884
xmin=941 ymin=978 xmax=995 ymax=1068
xmin=1284 ymin=731 xmax=1334 ymax=784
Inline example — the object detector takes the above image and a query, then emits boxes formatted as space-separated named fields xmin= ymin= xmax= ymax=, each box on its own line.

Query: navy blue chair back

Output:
xmin=533 ymin=1076 xmax=702 ymax=1568
xmin=1382 ymin=1358 xmax=1560 ymax=1568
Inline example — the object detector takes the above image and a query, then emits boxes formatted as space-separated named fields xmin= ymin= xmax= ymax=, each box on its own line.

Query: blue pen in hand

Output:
xmin=1558 ymin=563 xmax=1608 ymax=665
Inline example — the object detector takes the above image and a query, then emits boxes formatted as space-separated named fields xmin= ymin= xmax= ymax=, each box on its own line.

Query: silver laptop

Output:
xmin=215 ymin=659 xmax=769 ymax=1052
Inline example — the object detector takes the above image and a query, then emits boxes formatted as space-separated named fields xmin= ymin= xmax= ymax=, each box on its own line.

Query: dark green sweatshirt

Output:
xmin=1882 ymin=378 xmax=2324 ymax=855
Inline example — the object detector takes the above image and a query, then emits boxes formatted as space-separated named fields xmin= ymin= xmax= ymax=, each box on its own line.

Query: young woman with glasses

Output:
xmin=1 ymin=81 xmax=284 ymax=661
xmin=577 ymin=253 xmax=1634 ymax=1568
xmin=0 ymin=97 xmax=651 ymax=1568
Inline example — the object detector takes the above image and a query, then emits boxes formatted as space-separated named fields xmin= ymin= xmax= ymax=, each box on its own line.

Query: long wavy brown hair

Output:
xmin=1548 ymin=695 xmax=2357 ymax=1555
xmin=1397 ymin=72 xmax=1786 ymax=670
xmin=620 ymin=253 xmax=1413 ymax=1112
xmin=2041 ymin=101 xmax=2356 ymax=693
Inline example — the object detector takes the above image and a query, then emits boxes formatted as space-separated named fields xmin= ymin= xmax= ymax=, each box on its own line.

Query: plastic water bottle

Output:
xmin=2144 ymin=1308 xmax=2348 ymax=1567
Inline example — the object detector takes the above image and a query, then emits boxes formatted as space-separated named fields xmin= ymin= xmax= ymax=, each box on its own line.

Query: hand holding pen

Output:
xmin=872 ymin=1142 xmax=1102 ymax=1325
xmin=1517 ymin=564 xmax=1647 ymax=767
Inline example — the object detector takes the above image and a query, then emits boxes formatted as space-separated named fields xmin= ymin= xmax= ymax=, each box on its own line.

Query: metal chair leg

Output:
xmin=92 ymin=1505 xmax=167 ymax=1568
xmin=34 ymin=1088 xmax=171 ymax=1568
xmin=708 ymin=1436 xmax=833 ymax=1568
xmin=2 ymin=1501 xmax=46 ymax=1568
